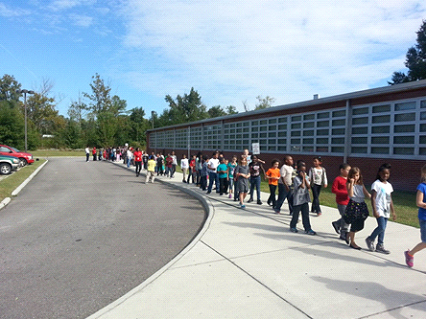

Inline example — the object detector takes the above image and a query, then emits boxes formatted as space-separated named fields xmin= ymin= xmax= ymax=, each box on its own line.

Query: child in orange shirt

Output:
xmin=265 ymin=159 xmax=281 ymax=207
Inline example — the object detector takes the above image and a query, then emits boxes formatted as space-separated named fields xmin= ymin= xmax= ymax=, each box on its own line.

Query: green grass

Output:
xmin=0 ymin=159 xmax=47 ymax=202
xmin=31 ymin=149 xmax=85 ymax=157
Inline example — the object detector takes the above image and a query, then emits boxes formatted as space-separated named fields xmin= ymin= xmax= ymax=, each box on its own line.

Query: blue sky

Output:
xmin=1 ymin=0 xmax=425 ymax=117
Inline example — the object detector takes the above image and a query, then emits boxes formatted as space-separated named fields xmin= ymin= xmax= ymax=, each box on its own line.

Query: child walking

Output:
xmin=290 ymin=161 xmax=316 ymax=235
xmin=265 ymin=159 xmax=281 ymax=208
xmin=217 ymin=158 xmax=229 ymax=195
xmin=200 ymin=155 xmax=209 ymax=191
xmin=145 ymin=155 xmax=156 ymax=183
xmin=365 ymin=163 xmax=396 ymax=254
xmin=404 ymin=164 xmax=426 ymax=267
xmin=235 ymin=156 xmax=250 ymax=209
xmin=331 ymin=163 xmax=351 ymax=241
xmin=343 ymin=167 xmax=371 ymax=250
xmin=309 ymin=156 xmax=328 ymax=216
xmin=227 ymin=156 xmax=237 ymax=199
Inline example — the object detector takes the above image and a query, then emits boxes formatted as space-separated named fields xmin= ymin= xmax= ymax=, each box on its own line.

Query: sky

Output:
xmin=1 ymin=0 xmax=426 ymax=118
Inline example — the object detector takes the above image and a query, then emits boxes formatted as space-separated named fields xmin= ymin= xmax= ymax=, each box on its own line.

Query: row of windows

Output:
xmin=149 ymin=98 xmax=426 ymax=159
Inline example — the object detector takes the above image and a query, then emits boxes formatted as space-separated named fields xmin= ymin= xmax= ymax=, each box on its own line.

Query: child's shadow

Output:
xmin=311 ymin=276 xmax=426 ymax=319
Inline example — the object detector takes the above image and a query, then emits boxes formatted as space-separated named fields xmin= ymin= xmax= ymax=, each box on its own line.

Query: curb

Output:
xmin=0 ymin=160 xmax=49 ymax=211
xmin=11 ymin=160 xmax=49 ymax=197
xmin=87 ymin=162 xmax=215 ymax=319
xmin=0 ymin=197 xmax=11 ymax=211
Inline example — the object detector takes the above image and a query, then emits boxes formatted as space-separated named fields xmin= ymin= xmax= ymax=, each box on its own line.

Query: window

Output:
xmin=371 ymin=147 xmax=389 ymax=154
xmin=332 ymin=119 xmax=345 ymax=126
xmin=394 ymin=136 xmax=414 ymax=144
xmin=352 ymin=137 xmax=367 ymax=144
xmin=352 ymin=127 xmax=368 ymax=134
xmin=333 ymin=110 xmax=346 ymax=117
xmin=304 ymin=114 xmax=315 ymax=120
xmin=332 ymin=128 xmax=345 ymax=135
xmin=394 ymin=147 xmax=414 ymax=155
xmin=317 ymin=112 xmax=330 ymax=119
xmin=352 ymin=117 xmax=368 ymax=125
xmin=372 ymin=105 xmax=390 ymax=113
xmin=372 ymin=126 xmax=389 ymax=134
xmin=353 ymin=107 xmax=368 ymax=115
xmin=395 ymin=102 xmax=415 ymax=111
xmin=395 ymin=113 xmax=415 ymax=122
xmin=394 ymin=125 xmax=415 ymax=133
xmin=372 ymin=115 xmax=390 ymax=124
xmin=371 ymin=136 xmax=389 ymax=144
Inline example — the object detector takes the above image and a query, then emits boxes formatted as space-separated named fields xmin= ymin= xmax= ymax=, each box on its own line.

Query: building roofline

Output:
xmin=147 ymin=79 xmax=426 ymax=132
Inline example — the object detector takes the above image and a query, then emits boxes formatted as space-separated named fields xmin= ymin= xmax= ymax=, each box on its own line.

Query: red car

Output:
xmin=0 ymin=144 xmax=34 ymax=166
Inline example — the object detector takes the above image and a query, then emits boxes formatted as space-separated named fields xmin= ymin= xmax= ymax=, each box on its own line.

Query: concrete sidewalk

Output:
xmin=88 ymin=166 xmax=426 ymax=319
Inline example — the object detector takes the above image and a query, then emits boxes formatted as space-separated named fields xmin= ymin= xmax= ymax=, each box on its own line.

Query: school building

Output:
xmin=146 ymin=80 xmax=426 ymax=191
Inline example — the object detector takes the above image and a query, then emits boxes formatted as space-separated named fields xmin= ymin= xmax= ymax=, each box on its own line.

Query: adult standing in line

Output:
xmin=170 ymin=151 xmax=178 ymax=178
xmin=92 ymin=146 xmax=97 ymax=161
xmin=134 ymin=147 xmax=143 ymax=177
xmin=247 ymin=155 xmax=265 ymax=205
xmin=180 ymin=154 xmax=189 ymax=183
xmin=243 ymin=149 xmax=251 ymax=165
xmin=274 ymin=155 xmax=294 ymax=214
xmin=126 ymin=147 xmax=133 ymax=168
xmin=85 ymin=146 xmax=90 ymax=162
xmin=206 ymin=152 xmax=220 ymax=194
xmin=195 ymin=152 xmax=203 ymax=186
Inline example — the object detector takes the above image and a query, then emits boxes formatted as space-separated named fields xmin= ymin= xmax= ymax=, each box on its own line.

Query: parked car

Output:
xmin=0 ymin=144 xmax=34 ymax=166
xmin=0 ymin=154 xmax=20 ymax=175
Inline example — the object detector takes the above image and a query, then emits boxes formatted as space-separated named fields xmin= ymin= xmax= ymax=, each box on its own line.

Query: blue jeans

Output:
xmin=207 ymin=172 xmax=219 ymax=193
xmin=249 ymin=176 xmax=261 ymax=200
xmin=275 ymin=183 xmax=293 ymax=213
xmin=368 ymin=216 xmax=388 ymax=245
xmin=127 ymin=157 xmax=131 ymax=168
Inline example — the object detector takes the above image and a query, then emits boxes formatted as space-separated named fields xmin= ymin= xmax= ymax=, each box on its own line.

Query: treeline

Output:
xmin=0 ymin=74 xmax=243 ymax=150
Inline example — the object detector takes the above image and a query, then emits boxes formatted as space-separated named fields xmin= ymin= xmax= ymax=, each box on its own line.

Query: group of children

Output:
xmin=195 ymin=152 xmax=426 ymax=268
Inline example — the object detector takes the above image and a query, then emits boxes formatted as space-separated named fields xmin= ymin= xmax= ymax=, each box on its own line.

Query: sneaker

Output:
xmin=273 ymin=210 xmax=281 ymax=214
xmin=247 ymin=198 xmax=253 ymax=203
xmin=241 ymin=204 xmax=246 ymax=209
xmin=317 ymin=212 xmax=322 ymax=216
xmin=365 ymin=237 xmax=375 ymax=251
xmin=339 ymin=231 xmax=347 ymax=241
xmin=404 ymin=250 xmax=414 ymax=268
xmin=206 ymin=191 xmax=211 ymax=194
xmin=305 ymin=229 xmax=317 ymax=235
xmin=257 ymin=200 xmax=262 ymax=205
xmin=376 ymin=244 xmax=390 ymax=254
xmin=290 ymin=227 xmax=298 ymax=233
xmin=332 ymin=221 xmax=341 ymax=234
xmin=229 ymin=194 xmax=232 ymax=198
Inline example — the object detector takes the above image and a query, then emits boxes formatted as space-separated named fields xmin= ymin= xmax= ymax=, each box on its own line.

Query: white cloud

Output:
xmin=115 ymin=0 xmax=426 ymax=110
xmin=47 ymin=0 xmax=96 ymax=12
xmin=0 ymin=2 xmax=30 ymax=17
xmin=69 ymin=13 xmax=93 ymax=27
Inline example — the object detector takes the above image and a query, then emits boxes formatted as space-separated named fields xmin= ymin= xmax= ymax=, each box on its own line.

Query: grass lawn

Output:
xmin=31 ymin=149 xmax=85 ymax=157
xmin=0 ymin=159 xmax=47 ymax=203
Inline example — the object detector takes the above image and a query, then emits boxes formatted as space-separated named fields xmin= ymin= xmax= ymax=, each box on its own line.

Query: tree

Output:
xmin=0 ymin=74 xmax=21 ymax=101
xmin=208 ymin=105 xmax=227 ymax=118
xmin=82 ymin=73 xmax=112 ymax=117
xmin=129 ymin=107 xmax=149 ymax=144
xmin=226 ymin=105 xmax=238 ymax=115
xmin=0 ymin=100 xmax=24 ymax=148
xmin=389 ymin=20 xmax=426 ymax=85
xmin=162 ymin=87 xmax=208 ymax=126
xmin=255 ymin=95 xmax=275 ymax=110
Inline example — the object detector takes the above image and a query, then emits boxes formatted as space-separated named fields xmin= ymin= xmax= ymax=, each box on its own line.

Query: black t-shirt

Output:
xmin=249 ymin=161 xmax=262 ymax=177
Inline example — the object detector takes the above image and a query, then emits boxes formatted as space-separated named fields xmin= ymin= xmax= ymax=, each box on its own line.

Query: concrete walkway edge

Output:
xmin=86 ymin=163 xmax=215 ymax=319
